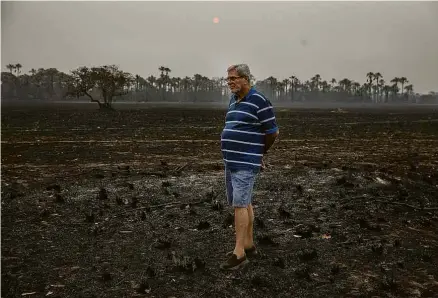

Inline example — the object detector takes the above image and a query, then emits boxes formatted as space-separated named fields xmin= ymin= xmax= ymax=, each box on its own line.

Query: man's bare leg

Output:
xmin=233 ymin=207 xmax=248 ymax=258
xmin=245 ymin=204 xmax=254 ymax=249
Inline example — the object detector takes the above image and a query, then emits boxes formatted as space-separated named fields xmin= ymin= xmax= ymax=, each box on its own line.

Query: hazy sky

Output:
xmin=2 ymin=1 xmax=438 ymax=93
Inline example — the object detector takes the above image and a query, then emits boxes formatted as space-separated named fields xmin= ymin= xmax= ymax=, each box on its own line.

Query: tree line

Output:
xmin=2 ymin=63 xmax=437 ymax=109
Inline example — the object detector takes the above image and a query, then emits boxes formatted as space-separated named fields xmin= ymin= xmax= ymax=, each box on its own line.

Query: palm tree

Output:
xmin=158 ymin=66 xmax=166 ymax=77
xmin=182 ymin=76 xmax=192 ymax=92
xmin=164 ymin=67 xmax=171 ymax=78
xmin=376 ymin=79 xmax=385 ymax=103
xmin=266 ymin=76 xmax=277 ymax=99
xmin=179 ymin=76 xmax=192 ymax=102
xmin=373 ymin=72 xmax=382 ymax=102
xmin=338 ymin=78 xmax=352 ymax=94
xmin=404 ymin=84 xmax=414 ymax=102
xmin=399 ymin=77 xmax=408 ymax=95
xmin=162 ymin=67 xmax=172 ymax=92
xmin=390 ymin=77 xmax=400 ymax=93
xmin=382 ymin=85 xmax=391 ymax=103
xmin=157 ymin=66 xmax=169 ymax=95
xmin=351 ymin=82 xmax=361 ymax=95
xmin=6 ymin=64 xmax=15 ymax=73
xmin=134 ymin=75 xmax=141 ymax=91
xmin=366 ymin=72 xmax=374 ymax=84
xmin=277 ymin=80 xmax=287 ymax=100
xmin=139 ymin=76 xmax=148 ymax=91
xmin=330 ymin=78 xmax=337 ymax=91
xmin=301 ymin=80 xmax=311 ymax=94
xmin=310 ymin=74 xmax=321 ymax=91
xmin=390 ymin=83 xmax=399 ymax=101
xmin=373 ymin=72 xmax=382 ymax=85
xmin=44 ymin=68 xmax=59 ymax=99
xmin=321 ymin=80 xmax=330 ymax=93
xmin=282 ymin=78 xmax=290 ymax=98
xmin=193 ymin=74 xmax=203 ymax=92
xmin=218 ymin=77 xmax=227 ymax=97
xmin=29 ymin=68 xmax=37 ymax=76
xmin=404 ymin=84 xmax=413 ymax=93
xmin=146 ymin=75 xmax=157 ymax=89
xmin=173 ymin=77 xmax=182 ymax=93
xmin=15 ymin=63 xmax=22 ymax=75
xmin=289 ymin=75 xmax=300 ymax=100
xmin=366 ymin=72 xmax=374 ymax=101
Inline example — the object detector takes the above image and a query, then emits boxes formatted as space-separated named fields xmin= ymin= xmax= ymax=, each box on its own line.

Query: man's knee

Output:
xmin=232 ymin=195 xmax=251 ymax=208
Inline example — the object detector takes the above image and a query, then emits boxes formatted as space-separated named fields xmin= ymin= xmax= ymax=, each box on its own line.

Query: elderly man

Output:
xmin=220 ymin=64 xmax=279 ymax=270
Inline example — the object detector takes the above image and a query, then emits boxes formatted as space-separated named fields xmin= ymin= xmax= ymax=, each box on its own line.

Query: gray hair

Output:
xmin=227 ymin=64 xmax=251 ymax=82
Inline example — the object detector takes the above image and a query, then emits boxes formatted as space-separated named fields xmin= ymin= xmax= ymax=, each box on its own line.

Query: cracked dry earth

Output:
xmin=1 ymin=103 xmax=438 ymax=298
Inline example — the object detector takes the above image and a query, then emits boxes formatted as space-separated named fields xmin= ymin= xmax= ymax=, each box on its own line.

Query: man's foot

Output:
xmin=220 ymin=254 xmax=249 ymax=270
xmin=226 ymin=245 xmax=258 ymax=258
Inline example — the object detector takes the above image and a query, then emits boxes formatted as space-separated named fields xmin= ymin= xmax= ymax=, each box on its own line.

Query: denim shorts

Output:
xmin=225 ymin=167 xmax=258 ymax=207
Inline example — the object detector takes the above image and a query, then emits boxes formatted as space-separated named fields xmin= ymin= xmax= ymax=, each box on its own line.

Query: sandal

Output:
xmin=226 ymin=245 xmax=258 ymax=258
xmin=220 ymin=254 xmax=249 ymax=270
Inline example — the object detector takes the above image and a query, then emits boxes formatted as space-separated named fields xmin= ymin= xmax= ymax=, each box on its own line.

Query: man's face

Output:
xmin=227 ymin=69 xmax=246 ymax=94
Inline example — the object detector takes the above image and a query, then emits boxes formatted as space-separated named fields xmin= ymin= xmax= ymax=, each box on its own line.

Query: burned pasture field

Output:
xmin=1 ymin=103 xmax=438 ymax=297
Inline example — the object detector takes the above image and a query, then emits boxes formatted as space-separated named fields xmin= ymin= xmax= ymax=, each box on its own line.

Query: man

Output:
xmin=220 ymin=64 xmax=279 ymax=270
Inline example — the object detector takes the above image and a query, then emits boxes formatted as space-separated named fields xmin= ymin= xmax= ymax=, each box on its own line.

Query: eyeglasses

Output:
xmin=226 ymin=76 xmax=242 ymax=82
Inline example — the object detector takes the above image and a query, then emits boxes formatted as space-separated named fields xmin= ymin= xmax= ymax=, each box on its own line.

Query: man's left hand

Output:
xmin=261 ymin=158 xmax=266 ymax=171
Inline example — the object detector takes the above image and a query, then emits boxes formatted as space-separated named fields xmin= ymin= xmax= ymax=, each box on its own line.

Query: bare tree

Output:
xmin=67 ymin=65 xmax=133 ymax=109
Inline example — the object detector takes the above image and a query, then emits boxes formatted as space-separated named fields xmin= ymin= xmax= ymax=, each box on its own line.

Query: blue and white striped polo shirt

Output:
xmin=221 ymin=87 xmax=278 ymax=171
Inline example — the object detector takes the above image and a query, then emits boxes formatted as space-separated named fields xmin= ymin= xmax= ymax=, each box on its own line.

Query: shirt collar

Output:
xmin=232 ymin=87 xmax=256 ymax=102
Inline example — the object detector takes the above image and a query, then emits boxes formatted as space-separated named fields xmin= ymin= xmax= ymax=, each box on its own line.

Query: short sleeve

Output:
xmin=255 ymin=96 xmax=278 ymax=134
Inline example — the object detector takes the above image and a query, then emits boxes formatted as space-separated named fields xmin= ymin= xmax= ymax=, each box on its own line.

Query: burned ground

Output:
xmin=1 ymin=103 xmax=438 ymax=297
